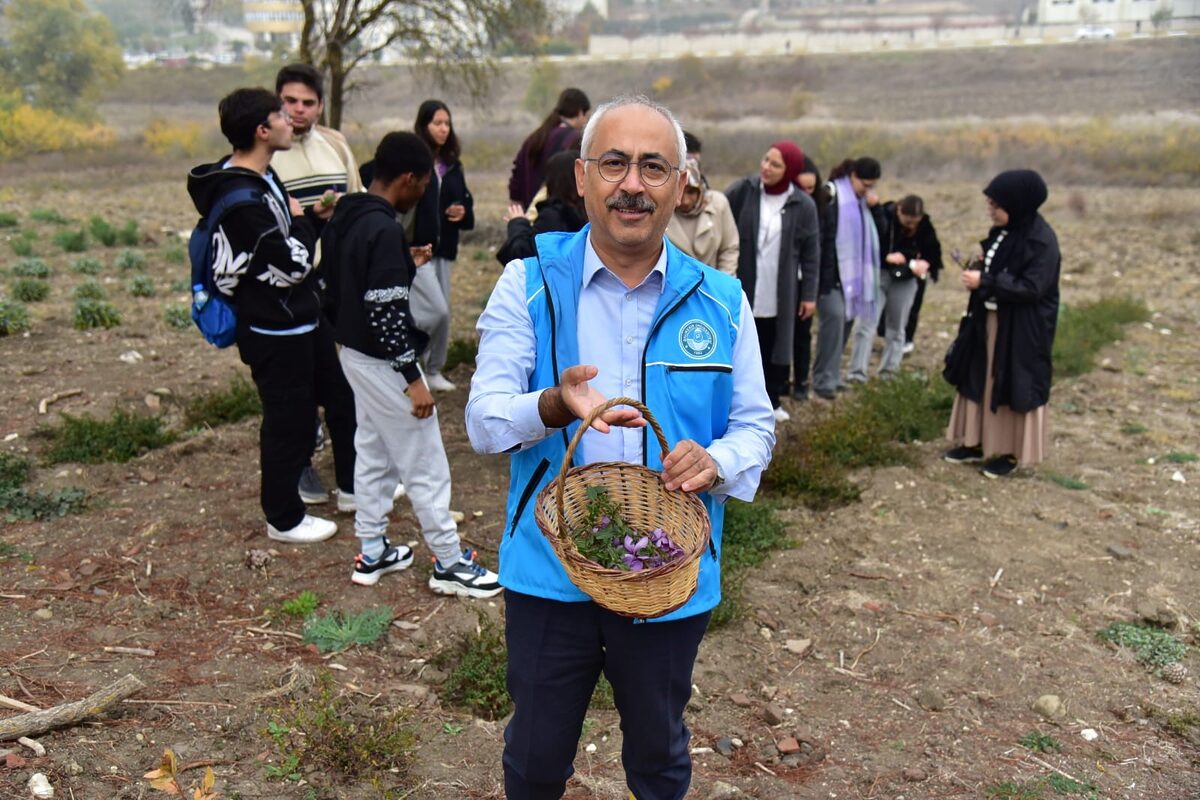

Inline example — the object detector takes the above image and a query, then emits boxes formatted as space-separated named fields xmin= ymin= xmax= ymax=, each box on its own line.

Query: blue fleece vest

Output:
xmin=499 ymin=226 xmax=744 ymax=622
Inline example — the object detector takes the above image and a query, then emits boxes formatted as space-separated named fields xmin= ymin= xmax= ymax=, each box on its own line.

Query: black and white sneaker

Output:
xmin=428 ymin=548 xmax=502 ymax=599
xmin=352 ymin=540 xmax=414 ymax=586
xmin=299 ymin=465 xmax=330 ymax=504
xmin=943 ymin=445 xmax=984 ymax=464
xmin=980 ymin=455 xmax=1019 ymax=479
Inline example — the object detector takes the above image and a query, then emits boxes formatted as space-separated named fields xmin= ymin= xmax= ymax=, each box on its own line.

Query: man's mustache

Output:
xmin=606 ymin=193 xmax=657 ymax=213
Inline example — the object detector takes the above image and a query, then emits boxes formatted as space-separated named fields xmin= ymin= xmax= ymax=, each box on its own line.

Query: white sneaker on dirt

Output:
xmin=428 ymin=549 xmax=502 ymax=599
xmin=425 ymin=373 xmax=457 ymax=392
xmin=337 ymin=483 xmax=406 ymax=513
xmin=902 ymin=341 xmax=916 ymax=355
xmin=351 ymin=541 xmax=414 ymax=586
xmin=267 ymin=514 xmax=337 ymax=544
xmin=773 ymin=406 xmax=791 ymax=423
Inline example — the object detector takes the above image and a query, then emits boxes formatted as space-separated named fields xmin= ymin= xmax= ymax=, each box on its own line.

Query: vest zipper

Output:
xmin=508 ymin=457 xmax=550 ymax=538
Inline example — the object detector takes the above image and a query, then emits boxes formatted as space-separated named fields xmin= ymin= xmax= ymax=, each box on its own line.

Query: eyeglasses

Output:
xmin=584 ymin=153 xmax=679 ymax=188
xmin=260 ymin=109 xmax=291 ymax=128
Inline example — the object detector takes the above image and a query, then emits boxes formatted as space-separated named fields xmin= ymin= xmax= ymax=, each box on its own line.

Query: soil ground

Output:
xmin=3 ymin=41 xmax=1200 ymax=800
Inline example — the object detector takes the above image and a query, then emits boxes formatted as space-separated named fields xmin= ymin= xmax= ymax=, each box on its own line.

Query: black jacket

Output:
xmin=186 ymin=159 xmax=322 ymax=331
xmin=724 ymin=177 xmax=820 ymax=366
xmin=875 ymin=202 xmax=943 ymax=282
xmin=817 ymin=181 xmax=887 ymax=295
xmin=411 ymin=160 xmax=474 ymax=261
xmin=948 ymin=215 xmax=1060 ymax=413
xmin=495 ymin=198 xmax=587 ymax=265
xmin=320 ymin=193 xmax=428 ymax=383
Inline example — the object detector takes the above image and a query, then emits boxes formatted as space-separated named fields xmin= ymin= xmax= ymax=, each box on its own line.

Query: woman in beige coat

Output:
xmin=666 ymin=158 xmax=740 ymax=275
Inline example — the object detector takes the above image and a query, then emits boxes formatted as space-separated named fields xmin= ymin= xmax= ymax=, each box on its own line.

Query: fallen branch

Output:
xmin=245 ymin=626 xmax=303 ymax=641
xmin=849 ymin=629 xmax=882 ymax=671
xmin=0 ymin=674 xmax=144 ymax=741
xmin=122 ymin=699 xmax=236 ymax=709
xmin=17 ymin=736 xmax=45 ymax=756
xmin=1025 ymin=753 xmax=1085 ymax=785
xmin=0 ymin=695 xmax=39 ymax=713
xmin=101 ymin=646 xmax=156 ymax=658
xmin=37 ymin=389 xmax=83 ymax=415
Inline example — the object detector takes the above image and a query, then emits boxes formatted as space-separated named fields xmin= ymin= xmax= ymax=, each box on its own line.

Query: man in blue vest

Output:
xmin=466 ymin=95 xmax=775 ymax=800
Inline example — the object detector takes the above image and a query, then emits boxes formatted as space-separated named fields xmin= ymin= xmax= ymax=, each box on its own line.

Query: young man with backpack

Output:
xmin=319 ymin=131 xmax=500 ymax=597
xmin=185 ymin=87 xmax=357 ymax=544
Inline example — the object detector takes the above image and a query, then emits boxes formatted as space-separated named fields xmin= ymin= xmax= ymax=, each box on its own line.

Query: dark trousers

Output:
xmin=792 ymin=312 xmax=812 ymax=396
xmin=503 ymin=591 xmax=710 ymax=800
xmin=236 ymin=321 xmax=356 ymax=530
xmin=905 ymin=277 xmax=928 ymax=344
xmin=754 ymin=317 xmax=790 ymax=409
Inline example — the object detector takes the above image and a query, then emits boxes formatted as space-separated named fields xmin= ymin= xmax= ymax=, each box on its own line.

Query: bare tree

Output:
xmin=298 ymin=0 xmax=545 ymax=129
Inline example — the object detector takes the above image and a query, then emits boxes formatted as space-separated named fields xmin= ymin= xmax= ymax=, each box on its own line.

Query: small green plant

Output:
xmin=89 ymin=216 xmax=118 ymax=246
xmin=117 ymin=220 xmax=140 ymax=246
xmin=73 ymin=298 xmax=122 ymax=329
xmin=441 ymin=721 xmax=464 ymax=736
xmin=115 ymin=249 xmax=147 ymax=271
xmin=0 ymin=211 xmax=18 ymax=227
xmin=52 ymin=228 xmax=89 ymax=252
xmin=1046 ymin=774 xmax=1098 ymax=797
xmin=1054 ymin=297 xmax=1150 ymax=380
xmin=9 ymin=230 xmax=36 ymax=256
xmin=0 ymin=453 xmax=32 ymax=488
xmin=281 ymin=590 xmax=319 ymax=618
xmin=169 ymin=277 xmax=191 ymax=293
xmin=38 ymin=409 xmax=177 ymax=464
xmin=1120 ymin=423 xmax=1147 ymax=435
xmin=302 ymin=606 xmax=393 ymax=653
xmin=1043 ymin=471 xmax=1088 ymax=491
xmin=444 ymin=337 xmax=478 ymax=372
xmin=590 ymin=674 xmax=615 ymax=710
xmin=1098 ymin=621 xmax=1187 ymax=670
xmin=70 ymin=255 xmax=104 ymax=275
xmin=9 ymin=279 xmax=49 ymax=303
xmin=164 ymin=242 xmax=187 ymax=264
xmin=437 ymin=611 xmax=511 ymax=719
xmin=73 ymin=280 xmax=106 ymax=300
xmin=127 ymin=275 xmax=156 ymax=297
xmin=1163 ymin=451 xmax=1198 ymax=463
xmin=163 ymin=303 xmax=191 ymax=330
xmin=264 ymin=671 xmax=416 ymax=784
xmin=1018 ymin=730 xmax=1063 ymax=753
xmin=30 ymin=208 xmax=70 ymax=225
xmin=0 ymin=299 xmax=31 ymax=335
xmin=183 ymin=375 xmax=262 ymax=428
xmin=13 ymin=257 xmax=50 ymax=278
xmin=0 ymin=453 xmax=87 ymax=522
xmin=986 ymin=781 xmax=1044 ymax=800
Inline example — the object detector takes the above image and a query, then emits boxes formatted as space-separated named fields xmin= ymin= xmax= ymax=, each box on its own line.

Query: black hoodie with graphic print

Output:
xmin=319 ymin=193 xmax=428 ymax=384
xmin=186 ymin=159 xmax=321 ymax=331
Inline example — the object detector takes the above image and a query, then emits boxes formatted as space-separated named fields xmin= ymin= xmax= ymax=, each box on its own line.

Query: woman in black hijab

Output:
xmin=943 ymin=169 xmax=1060 ymax=478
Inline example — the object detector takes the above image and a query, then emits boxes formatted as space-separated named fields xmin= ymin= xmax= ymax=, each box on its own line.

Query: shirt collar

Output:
xmin=583 ymin=232 xmax=668 ymax=294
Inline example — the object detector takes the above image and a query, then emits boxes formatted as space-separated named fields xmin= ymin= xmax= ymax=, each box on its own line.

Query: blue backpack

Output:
xmin=188 ymin=187 xmax=259 ymax=347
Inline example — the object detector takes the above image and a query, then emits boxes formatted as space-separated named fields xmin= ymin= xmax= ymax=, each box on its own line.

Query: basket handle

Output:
xmin=554 ymin=396 xmax=671 ymax=537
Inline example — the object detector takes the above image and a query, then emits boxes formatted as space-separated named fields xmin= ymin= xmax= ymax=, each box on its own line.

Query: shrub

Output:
xmin=302 ymin=607 xmax=393 ymax=653
xmin=29 ymin=208 xmax=70 ymax=225
xmin=9 ymin=230 xmax=35 ymax=256
xmin=9 ymin=279 xmax=49 ymax=303
xmin=12 ymin=257 xmax=49 ymax=278
xmin=0 ymin=485 xmax=87 ymax=522
xmin=117 ymin=220 xmax=139 ymax=246
xmin=115 ymin=249 xmax=147 ymax=271
xmin=89 ymin=216 xmax=118 ymax=247
xmin=0 ymin=452 xmax=32 ymax=489
xmin=443 ymin=337 xmax=478 ymax=372
xmin=163 ymin=303 xmax=191 ymax=330
xmin=73 ymin=280 xmax=106 ymax=300
xmin=437 ymin=611 xmax=511 ymax=719
xmin=70 ymin=255 xmax=104 ymax=275
xmin=163 ymin=242 xmax=187 ymax=264
xmin=52 ymin=228 xmax=89 ymax=253
xmin=0 ymin=299 xmax=31 ymax=335
xmin=280 ymin=591 xmax=319 ymax=618
xmin=39 ymin=409 xmax=177 ymax=464
xmin=0 ymin=212 xmax=18 ymax=228
xmin=1054 ymin=297 xmax=1150 ymax=379
xmin=73 ymin=298 xmax=121 ymax=329
xmin=127 ymin=275 xmax=155 ymax=298
xmin=0 ymin=98 xmax=114 ymax=160
xmin=143 ymin=118 xmax=208 ymax=158
xmin=1098 ymin=621 xmax=1187 ymax=670
xmin=183 ymin=375 xmax=262 ymax=428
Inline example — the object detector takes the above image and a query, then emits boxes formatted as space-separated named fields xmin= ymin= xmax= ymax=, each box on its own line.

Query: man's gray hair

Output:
xmin=579 ymin=94 xmax=687 ymax=170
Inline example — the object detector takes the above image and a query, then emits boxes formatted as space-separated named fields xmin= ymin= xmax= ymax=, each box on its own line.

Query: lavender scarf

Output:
xmin=833 ymin=176 xmax=879 ymax=321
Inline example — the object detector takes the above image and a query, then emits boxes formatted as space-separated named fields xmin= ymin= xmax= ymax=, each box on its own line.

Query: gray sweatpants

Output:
xmin=337 ymin=346 xmax=462 ymax=565
xmin=812 ymin=290 xmax=853 ymax=396
xmin=410 ymin=257 xmax=451 ymax=376
xmin=848 ymin=270 xmax=919 ymax=381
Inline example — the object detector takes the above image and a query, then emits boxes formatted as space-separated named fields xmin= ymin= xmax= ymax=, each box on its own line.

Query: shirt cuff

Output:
xmin=511 ymin=388 xmax=551 ymax=446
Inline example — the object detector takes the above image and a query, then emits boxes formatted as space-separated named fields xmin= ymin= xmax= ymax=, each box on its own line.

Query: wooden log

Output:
xmin=0 ymin=674 xmax=144 ymax=741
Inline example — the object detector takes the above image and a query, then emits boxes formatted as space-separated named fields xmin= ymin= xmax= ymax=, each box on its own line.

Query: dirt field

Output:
xmin=3 ymin=43 xmax=1200 ymax=800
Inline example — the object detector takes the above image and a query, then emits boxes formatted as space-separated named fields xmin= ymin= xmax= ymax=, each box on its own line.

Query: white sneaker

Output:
xmin=267 ymin=514 xmax=337 ymax=543
xmin=902 ymin=342 xmax=915 ymax=355
xmin=337 ymin=483 xmax=406 ymax=513
xmin=773 ymin=406 xmax=791 ymax=423
xmin=425 ymin=373 xmax=457 ymax=392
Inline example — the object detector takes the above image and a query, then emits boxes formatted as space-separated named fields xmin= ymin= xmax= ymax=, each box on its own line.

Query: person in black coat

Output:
xmin=408 ymin=100 xmax=474 ymax=391
xmin=874 ymin=197 xmax=942 ymax=350
xmin=943 ymin=169 xmax=1060 ymax=479
xmin=496 ymin=149 xmax=586 ymax=265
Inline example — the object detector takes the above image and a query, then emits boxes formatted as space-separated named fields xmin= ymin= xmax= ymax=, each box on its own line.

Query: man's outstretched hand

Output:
xmin=538 ymin=365 xmax=646 ymax=433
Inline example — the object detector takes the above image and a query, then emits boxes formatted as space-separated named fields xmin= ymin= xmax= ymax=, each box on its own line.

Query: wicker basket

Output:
xmin=533 ymin=397 xmax=712 ymax=619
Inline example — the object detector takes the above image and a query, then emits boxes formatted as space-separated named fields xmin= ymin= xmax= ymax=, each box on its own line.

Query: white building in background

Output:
xmin=1037 ymin=0 xmax=1197 ymax=25
xmin=243 ymin=0 xmax=304 ymax=47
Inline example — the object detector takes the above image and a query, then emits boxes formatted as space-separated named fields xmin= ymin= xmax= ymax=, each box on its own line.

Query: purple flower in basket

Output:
xmin=599 ymin=515 xmax=611 ymax=528
xmin=622 ymin=553 xmax=644 ymax=571
xmin=624 ymin=535 xmax=649 ymax=555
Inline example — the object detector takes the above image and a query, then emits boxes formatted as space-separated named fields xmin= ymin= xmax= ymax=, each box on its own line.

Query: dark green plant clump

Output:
xmin=0 ymin=452 xmax=87 ymax=522
xmin=0 ymin=299 xmax=31 ymax=335
xmin=1054 ymin=296 xmax=1150 ymax=379
xmin=0 ymin=211 xmax=18 ymax=227
xmin=443 ymin=336 xmax=478 ymax=372
xmin=301 ymin=607 xmax=393 ymax=653
xmin=115 ymin=249 xmax=147 ymax=271
xmin=73 ymin=298 xmax=121 ymax=329
xmin=38 ymin=409 xmax=177 ymax=464
xmin=29 ymin=208 xmax=70 ymax=225
xmin=12 ymin=257 xmax=49 ymax=278
xmin=70 ymin=256 xmax=104 ymax=275
xmin=9 ymin=231 xmax=36 ymax=256
xmin=437 ymin=611 xmax=511 ymax=719
xmin=1018 ymin=730 xmax=1063 ymax=753
xmin=280 ymin=591 xmax=319 ymax=618
xmin=9 ymin=279 xmax=49 ymax=303
xmin=183 ymin=375 xmax=262 ymax=428
xmin=73 ymin=280 xmax=106 ymax=301
xmin=1098 ymin=621 xmax=1187 ymax=669
xmin=127 ymin=275 xmax=156 ymax=297
xmin=52 ymin=228 xmax=89 ymax=252
xmin=89 ymin=216 xmax=139 ymax=248
xmin=163 ymin=303 xmax=191 ymax=330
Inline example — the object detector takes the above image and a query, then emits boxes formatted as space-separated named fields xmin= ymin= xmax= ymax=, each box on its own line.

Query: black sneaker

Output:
xmin=980 ymin=455 xmax=1019 ymax=479
xmin=943 ymin=445 xmax=984 ymax=464
xmin=352 ymin=540 xmax=414 ymax=586
xmin=298 ymin=465 xmax=330 ymax=504
xmin=428 ymin=548 xmax=502 ymax=599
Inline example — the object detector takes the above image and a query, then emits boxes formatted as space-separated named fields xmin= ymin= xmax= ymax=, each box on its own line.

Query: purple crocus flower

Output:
xmin=623 ymin=554 xmax=644 ymax=571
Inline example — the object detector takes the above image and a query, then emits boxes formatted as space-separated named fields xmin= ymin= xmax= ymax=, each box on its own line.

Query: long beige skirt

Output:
xmin=946 ymin=311 xmax=1049 ymax=467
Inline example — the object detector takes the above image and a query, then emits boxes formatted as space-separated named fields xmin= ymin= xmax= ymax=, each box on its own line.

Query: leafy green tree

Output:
xmin=298 ymin=0 xmax=547 ymax=129
xmin=1 ymin=0 xmax=123 ymax=114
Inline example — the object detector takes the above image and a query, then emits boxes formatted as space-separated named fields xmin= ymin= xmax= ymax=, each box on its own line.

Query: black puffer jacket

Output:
xmin=411 ymin=160 xmax=474 ymax=261
xmin=875 ymin=201 xmax=943 ymax=282
xmin=495 ymin=198 xmax=586 ymax=265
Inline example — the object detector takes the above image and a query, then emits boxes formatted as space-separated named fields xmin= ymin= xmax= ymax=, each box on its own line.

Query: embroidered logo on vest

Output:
xmin=679 ymin=319 xmax=717 ymax=359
